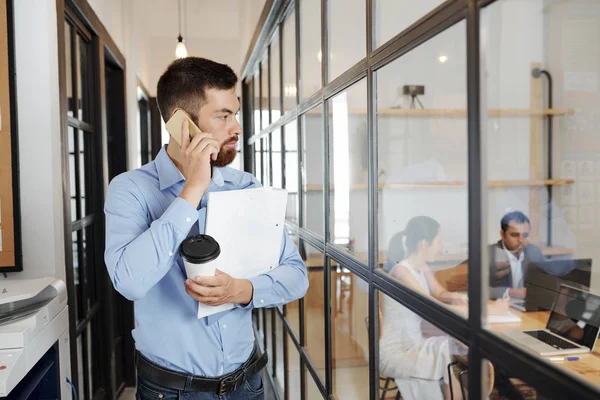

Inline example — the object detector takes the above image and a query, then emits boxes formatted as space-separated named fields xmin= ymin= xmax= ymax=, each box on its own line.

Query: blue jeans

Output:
xmin=135 ymin=373 xmax=265 ymax=400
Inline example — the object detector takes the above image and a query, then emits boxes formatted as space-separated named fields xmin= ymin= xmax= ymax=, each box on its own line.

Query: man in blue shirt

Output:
xmin=104 ymin=57 xmax=308 ymax=399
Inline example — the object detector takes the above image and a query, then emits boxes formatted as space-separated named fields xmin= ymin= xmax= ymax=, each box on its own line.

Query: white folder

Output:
xmin=196 ymin=186 xmax=288 ymax=318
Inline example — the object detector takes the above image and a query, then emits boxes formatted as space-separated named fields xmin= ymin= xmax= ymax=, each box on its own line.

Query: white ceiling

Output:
xmin=145 ymin=0 xmax=243 ymax=40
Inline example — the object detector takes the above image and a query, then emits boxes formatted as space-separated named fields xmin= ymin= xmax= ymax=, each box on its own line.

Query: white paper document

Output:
xmin=196 ymin=187 xmax=288 ymax=318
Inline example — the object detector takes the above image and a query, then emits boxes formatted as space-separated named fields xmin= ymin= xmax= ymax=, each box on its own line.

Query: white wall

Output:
xmin=7 ymin=0 xmax=66 ymax=282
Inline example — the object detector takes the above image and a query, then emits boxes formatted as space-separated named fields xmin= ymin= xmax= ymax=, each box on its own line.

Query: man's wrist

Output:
xmin=233 ymin=279 xmax=254 ymax=305
xmin=179 ymin=184 xmax=207 ymax=207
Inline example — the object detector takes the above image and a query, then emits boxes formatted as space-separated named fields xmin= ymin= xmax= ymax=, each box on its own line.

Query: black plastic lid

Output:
xmin=180 ymin=234 xmax=221 ymax=264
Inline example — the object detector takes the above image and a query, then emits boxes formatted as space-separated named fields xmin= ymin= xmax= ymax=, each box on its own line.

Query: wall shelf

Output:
xmin=302 ymin=180 xmax=574 ymax=191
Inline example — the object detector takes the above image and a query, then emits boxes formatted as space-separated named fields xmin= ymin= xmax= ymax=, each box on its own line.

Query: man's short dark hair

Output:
xmin=156 ymin=57 xmax=238 ymax=124
xmin=501 ymin=211 xmax=530 ymax=232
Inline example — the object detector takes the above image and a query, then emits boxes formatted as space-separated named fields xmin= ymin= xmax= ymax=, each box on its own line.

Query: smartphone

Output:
xmin=164 ymin=109 xmax=203 ymax=146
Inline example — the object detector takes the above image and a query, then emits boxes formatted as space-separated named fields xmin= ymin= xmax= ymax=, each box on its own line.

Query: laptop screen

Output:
xmin=546 ymin=285 xmax=600 ymax=349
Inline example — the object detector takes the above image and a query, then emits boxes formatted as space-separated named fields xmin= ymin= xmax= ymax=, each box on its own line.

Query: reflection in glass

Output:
xmin=481 ymin=0 xmax=600 ymax=392
xmin=302 ymin=106 xmax=324 ymax=235
xmin=379 ymin=291 xmax=468 ymax=400
xmin=261 ymin=55 xmax=270 ymax=130
xmin=377 ymin=22 xmax=469 ymax=309
xmin=254 ymin=141 xmax=263 ymax=183
xmin=329 ymin=80 xmax=368 ymax=261
xmin=272 ymin=129 xmax=283 ymax=188
xmin=282 ymin=10 xmax=297 ymax=114
xmin=65 ymin=22 xmax=73 ymax=117
xmin=375 ymin=0 xmax=446 ymax=48
xmin=331 ymin=269 xmax=369 ymax=398
xmin=270 ymin=32 xmax=281 ymax=120
xmin=299 ymin=242 xmax=325 ymax=381
xmin=284 ymin=121 xmax=299 ymax=223
xmin=328 ymin=0 xmax=365 ymax=81
xmin=299 ymin=0 xmax=321 ymax=99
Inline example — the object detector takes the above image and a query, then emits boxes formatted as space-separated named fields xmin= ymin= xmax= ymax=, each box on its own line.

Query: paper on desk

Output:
xmin=196 ymin=187 xmax=288 ymax=319
xmin=487 ymin=311 xmax=521 ymax=324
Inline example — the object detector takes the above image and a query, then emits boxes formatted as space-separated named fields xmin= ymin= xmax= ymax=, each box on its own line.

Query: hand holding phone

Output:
xmin=167 ymin=110 xmax=220 ymax=206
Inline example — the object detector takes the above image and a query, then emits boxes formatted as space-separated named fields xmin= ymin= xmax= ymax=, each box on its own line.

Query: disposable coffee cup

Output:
xmin=180 ymin=234 xmax=221 ymax=279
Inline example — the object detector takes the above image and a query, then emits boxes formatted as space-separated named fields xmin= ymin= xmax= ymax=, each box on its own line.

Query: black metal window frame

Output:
xmin=240 ymin=1 xmax=600 ymax=400
xmin=57 ymin=0 xmax=131 ymax=399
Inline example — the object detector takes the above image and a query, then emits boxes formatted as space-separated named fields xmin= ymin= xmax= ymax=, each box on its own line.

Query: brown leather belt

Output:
xmin=135 ymin=346 xmax=268 ymax=396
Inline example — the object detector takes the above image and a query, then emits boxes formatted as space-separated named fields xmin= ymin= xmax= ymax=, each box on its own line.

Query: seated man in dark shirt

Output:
xmin=489 ymin=211 xmax=544 ymax=299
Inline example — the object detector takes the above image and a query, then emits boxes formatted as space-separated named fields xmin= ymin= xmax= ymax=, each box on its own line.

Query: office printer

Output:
xmin=0 ymin=278 xmax=71 ymax=398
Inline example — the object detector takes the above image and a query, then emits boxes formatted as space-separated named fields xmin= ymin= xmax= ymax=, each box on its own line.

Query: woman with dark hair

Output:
xmin=380 ymin=216 xmax=467 ymax=400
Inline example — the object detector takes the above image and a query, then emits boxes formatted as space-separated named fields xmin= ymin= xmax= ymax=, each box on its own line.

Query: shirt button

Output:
xmin=186 ymin=217 xmax=191 ymax=223
xmin=260 ymin=299 xmax=265 ymax=304
xmin=222 ymin=324 xmax=227 ymax=329
xmin=227 ymin=356 xmax=230 ymax=360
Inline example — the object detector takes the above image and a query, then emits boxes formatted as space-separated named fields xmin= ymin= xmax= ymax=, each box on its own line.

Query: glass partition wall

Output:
xmin=241 ymin=1 xmax=600 ymax=399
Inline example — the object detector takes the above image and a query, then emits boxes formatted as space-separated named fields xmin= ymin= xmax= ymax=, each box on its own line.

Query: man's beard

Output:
xmin=211 ymin=139 xmax=238 ymax=167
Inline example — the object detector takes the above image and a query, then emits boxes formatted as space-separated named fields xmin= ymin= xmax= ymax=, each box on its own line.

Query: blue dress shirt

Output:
xmin=104 ymin=146 xmax=308 ymax=377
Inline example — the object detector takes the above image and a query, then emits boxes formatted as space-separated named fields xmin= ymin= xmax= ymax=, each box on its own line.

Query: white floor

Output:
xmin=118 ymin=387 xmax=136 ymax=400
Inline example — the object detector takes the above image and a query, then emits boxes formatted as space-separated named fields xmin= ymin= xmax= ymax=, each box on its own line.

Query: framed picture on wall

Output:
xmin=0 ymin=0 xmax=23 ymax=272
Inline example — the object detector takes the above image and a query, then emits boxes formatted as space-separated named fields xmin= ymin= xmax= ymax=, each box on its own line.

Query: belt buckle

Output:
xmin=218 ymin=370 xmax=244 ymax=396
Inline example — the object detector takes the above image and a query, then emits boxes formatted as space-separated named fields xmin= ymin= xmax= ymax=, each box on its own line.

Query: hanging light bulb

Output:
xmin=175 ymin=0 xmax=188 ymax=58
xmin=176 ymin=35 xmax=187 ymax=58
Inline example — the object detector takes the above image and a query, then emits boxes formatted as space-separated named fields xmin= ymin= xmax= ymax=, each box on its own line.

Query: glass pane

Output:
xmin=287 ymin=332 xmax=301 ymax=400
xmin=65 ymin=22 xmax=73 ymax=117
xmin=379 ymin=291 xmax=469 ymax=400
xmin=270 ymin=33 xmax=281 ymax=120
xmin=79 ymin=130 xmax=88 ymax=218
xmin=328 ymin=0 xmax=365 ymax=82
xmin=375 ymin=0 xmax=446 ymax=48
xmin=253 ymin=73 xmax=260 ymax=135
xmin=265 ymin=308 xmax=273 ymax=376
xmin=305 ymin=367 xmax=322 ymax=399
xmin=261 ymin=55 xmax=270 ymax=130
xmin=86 ymin=326 xmax=93 ymax=400
xmin=299 ymin=0 xmax=321 ymax=100
xmin=254 ymin=142 xmax=263 ymax=183
xmin=262 ymin=137 xmax=271 ymax=186
xmin=376 ymin=22 xmax=469 ymax=317
xmin=302 ymin=106 xmax=324 ymax=235
xmin=274 ymin=313 xmax=285 ymax=396
xmin=72 ymin=230 xmax=83 ymax=321
xmin=76 ymin=35 xmax=89 ymax=122
xmin=282 ymin=10 xmax=297 ymax=114
xmin=482 ymin=0 xmax=600 ymax=391
xmin=328 ymin=80 xmax=368 ymax=262
xmin=332 ymin=269 xmax=369 ymax=399
xmin=273 ymin=129 xmax=283 ymax=189
xmin=76 ymin=334 xmax=85 ymax=400
xmin=284 ymin=121 xmax=299 ymax=223
xmin=84 ymin=225 xmax=97 ymax=305
xmin=302 ymin=243 xmax=325 ymax=381
xmin=69 ymin=127 xmax=77 ymax=222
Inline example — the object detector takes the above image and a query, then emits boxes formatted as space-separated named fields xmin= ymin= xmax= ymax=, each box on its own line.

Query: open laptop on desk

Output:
xmin=506 ymin=284 xmax=600 ymax=356
xmin=509 ymin=259 xmax=592 ymax=312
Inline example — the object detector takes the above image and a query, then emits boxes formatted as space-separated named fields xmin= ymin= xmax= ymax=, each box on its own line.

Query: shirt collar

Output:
xmin=156 ymin=146 xmax=185 ymax=190
xmin=502 ymin=242 xmax=524 ymax=262
xmin=155 ymin=145 xmax=229 ymax=190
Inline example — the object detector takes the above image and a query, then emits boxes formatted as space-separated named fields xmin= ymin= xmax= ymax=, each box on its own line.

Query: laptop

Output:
xmin=505 ymin=284 xmax=600 ymax=356
xmin=509 ymin=259 xmax=592 ymax=313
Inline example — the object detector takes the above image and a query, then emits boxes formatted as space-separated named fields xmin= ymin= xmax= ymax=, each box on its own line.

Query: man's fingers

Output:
xmin=184 ymin=284 xmax=226 ymax=306
xmin=186 ymin=133 xmax=215 ymax=154
xmin=186 ymin=279 xmax=223 ymax=296
xmin=195 ymin=274 xmax=227 ymax=288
